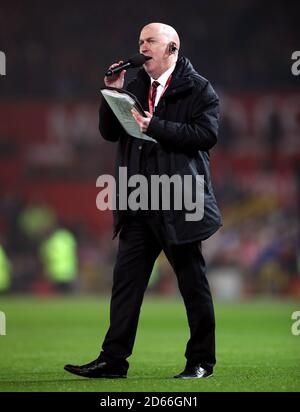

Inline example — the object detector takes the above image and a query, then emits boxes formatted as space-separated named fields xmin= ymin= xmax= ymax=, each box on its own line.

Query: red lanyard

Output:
xmin=148 ymin=74 xmax=172 ymax=114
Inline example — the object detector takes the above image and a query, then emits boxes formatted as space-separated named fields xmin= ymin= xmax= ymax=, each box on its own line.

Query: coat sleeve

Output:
xmin=146 ymin=82 xmax=219 ymax=151
xmin=98 ymin=98 xmax=123 ymax=142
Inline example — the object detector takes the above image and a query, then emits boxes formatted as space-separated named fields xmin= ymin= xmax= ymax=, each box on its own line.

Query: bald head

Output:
xmin=139 ymin=22 xmax=180 ymax=79
xmin=141 ymin=23 xmax=180 ymax=51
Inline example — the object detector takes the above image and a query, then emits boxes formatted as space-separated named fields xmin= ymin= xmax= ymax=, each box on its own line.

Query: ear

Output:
xmin=168 ymin=42 xmax=177 ymax=54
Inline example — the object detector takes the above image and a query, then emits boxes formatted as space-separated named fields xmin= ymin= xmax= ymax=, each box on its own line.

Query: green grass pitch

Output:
xmin=0 ymin=296 xmax=299 ymax=392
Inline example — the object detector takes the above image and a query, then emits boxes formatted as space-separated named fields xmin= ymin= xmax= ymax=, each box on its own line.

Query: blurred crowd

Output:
xmin=0 ymin=173 xmax=299 ymax=298
xmin=0 ymin=0 xmax=299 ymax=98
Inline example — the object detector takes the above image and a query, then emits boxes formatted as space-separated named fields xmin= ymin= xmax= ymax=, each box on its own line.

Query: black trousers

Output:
xmin=98 ymin=212 xmax=216 ymax=372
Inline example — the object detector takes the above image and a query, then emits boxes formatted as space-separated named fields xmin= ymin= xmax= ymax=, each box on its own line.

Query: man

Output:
xmin=64 ymin=22 xmax=221 ymax=379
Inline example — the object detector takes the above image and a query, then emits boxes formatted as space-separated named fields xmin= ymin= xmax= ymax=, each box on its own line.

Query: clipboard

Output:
xmin=100 ymin=87 xmax=157 ymax=143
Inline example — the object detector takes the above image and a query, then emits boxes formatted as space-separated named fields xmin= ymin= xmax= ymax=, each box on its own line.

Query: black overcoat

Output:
xmin=99 ymin=56 xmax=222 ymax=244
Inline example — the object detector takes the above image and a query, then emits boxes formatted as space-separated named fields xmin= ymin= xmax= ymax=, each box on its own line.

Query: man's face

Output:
xmin=139 ymin=26 xmax=171 ymax=79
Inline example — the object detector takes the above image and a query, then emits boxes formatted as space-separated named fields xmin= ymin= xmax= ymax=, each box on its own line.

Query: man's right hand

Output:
xmin=104 ymin=61 xmax=126 ymax=89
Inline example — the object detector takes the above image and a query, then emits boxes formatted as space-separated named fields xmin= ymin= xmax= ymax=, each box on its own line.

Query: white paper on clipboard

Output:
xmin=100 ymin=88 xmax=157 ymax=143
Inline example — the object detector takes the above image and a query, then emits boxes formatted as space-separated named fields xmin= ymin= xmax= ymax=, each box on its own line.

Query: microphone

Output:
xmin=105 ymin=54 xmax=151 ymax=77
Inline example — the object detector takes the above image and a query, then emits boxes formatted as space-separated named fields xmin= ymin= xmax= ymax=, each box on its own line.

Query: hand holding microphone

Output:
xmin=104 ymin=61 xmax=126 ymax=88
xmin=104 ymin=54 xmax=151 ymax=89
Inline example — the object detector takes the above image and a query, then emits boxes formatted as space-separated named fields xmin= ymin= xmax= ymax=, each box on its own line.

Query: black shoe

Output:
xmin=174 ymin=364 xmax=213 ymax=379
xmin=64 ymin=358 xmax=127 ymax=379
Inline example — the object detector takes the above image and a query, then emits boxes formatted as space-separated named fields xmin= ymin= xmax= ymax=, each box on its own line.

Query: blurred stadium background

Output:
xmin=0 ymin=0 xmax=299 ymax=300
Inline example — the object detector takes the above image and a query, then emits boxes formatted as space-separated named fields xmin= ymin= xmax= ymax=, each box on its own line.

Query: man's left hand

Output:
xmin=131 ymin=109 xmax=152 ymax=133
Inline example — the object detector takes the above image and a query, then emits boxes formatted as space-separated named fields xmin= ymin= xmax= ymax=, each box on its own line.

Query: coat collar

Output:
xmin=135 ymin=56 xmax=195 ymax=98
